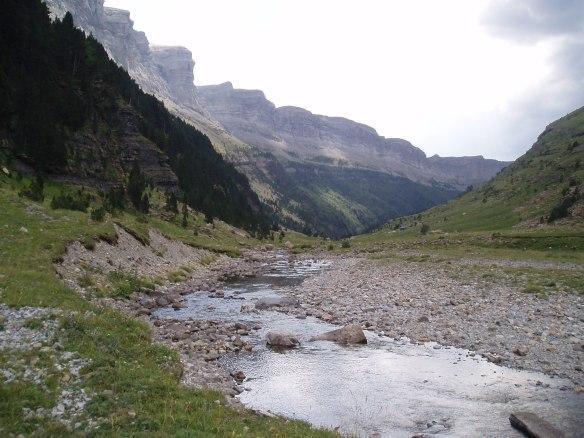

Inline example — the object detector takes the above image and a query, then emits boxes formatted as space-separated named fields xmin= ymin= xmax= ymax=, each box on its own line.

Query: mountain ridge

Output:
xmin=198 ymin=81 xmax=510 ymax=191
xmin=42 ymin=0 xmax=510 ymax=237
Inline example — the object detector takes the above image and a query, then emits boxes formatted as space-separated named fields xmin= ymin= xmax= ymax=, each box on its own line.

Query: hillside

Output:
xmin=372 ymin=106 xmax=584 ymax=234
xmin=42 ymin=0 xmax=509 ymax=237
xmin=0 ymin=0 xmax=267 ymax=232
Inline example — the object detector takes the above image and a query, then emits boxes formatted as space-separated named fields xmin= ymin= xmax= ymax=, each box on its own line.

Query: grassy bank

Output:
xmin=0 ymin=177 xmax=334 ymax=437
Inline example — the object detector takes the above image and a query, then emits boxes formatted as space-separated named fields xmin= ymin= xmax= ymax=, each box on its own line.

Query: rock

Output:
xmin=19 ymin=226 xmax=28 ymax=234
xmin=139 ymin=297 xmax=156 ymax=309
xmin=204 ymin=351 xmax=220 ymax=361
xmin=311 ymin=324 xmax=367 ymax=345
xmin=417 ymin=315 xmax=430 ymax=323
xmin=265 ymin=331 xmax=299 ymax=348
xmin=509 ymin=412 xmax=565 ymax=438
xmin=255 ymin=296 xmax=299 ymax=310
xmin=230 ymin=370 xmax=246 ymax=382
xmin=321 ymin=313 xmax=333 ymax=322
xmin=513 ymin=346 xmax=529 ymax=357
xmin=155 ymin=296 xmax=169 ymax=307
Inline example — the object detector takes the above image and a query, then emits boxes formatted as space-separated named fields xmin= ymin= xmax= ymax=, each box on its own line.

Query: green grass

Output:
xmin=0 ymin=180 xmax=335 ymax=437
xmin=106 ymin=271 xmax=155 ymax=299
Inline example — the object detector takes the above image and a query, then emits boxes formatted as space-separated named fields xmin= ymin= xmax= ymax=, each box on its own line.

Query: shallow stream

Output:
xmin=156 ymin=254 xmax=584 ymax=437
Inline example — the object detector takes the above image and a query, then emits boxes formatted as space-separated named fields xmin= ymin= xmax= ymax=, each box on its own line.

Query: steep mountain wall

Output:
xmin=198 ymin=82 xmax=509 ymax=190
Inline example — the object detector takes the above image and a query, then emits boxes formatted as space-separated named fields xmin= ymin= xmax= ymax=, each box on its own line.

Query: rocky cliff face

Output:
xmin=43 ymin=0 xmax=212 ymax=116
xmin=198 ymin=82 xmax=509 ymax=190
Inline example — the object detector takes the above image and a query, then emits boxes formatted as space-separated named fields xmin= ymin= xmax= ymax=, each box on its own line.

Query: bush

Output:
xmin=90 ymin=206 xmax=105 ymax=222
xmin=104 ymin=186 xmax=125 ymax=212
xmin=19 ymin=176 xmax=44 ymax=202
xmin=108 ymin=271 xmax=154 ymax=299
xmin=51 ymin=189 xmax=91 ymax=212
xmin=341 ymin=240 xmax=351 ymax=248
xmin=165 ymin=192 xmax=179 ymax=214
xmin=420 ymin=224 xmax=430 ymax=235
xmin=548 ymin=194 xmax=579 ymax=222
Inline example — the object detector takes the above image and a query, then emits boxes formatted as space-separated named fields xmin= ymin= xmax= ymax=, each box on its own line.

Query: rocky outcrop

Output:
xmin=265 ymin=331 xmax=299 ymax=348
xmin=198 ymin=82 xmax=509 ymax=190
xmin=151 ymin=46 xmax=195 ymax=106
xmin=43 ymin=0 xmax=206 ymax=115
xmin=255 ymin=296 xmax=299 ymax=310
xmin=311 ymin=325 xmax=367 ymax=345
xmin=509 ymin=412 xmax=565 ymax=438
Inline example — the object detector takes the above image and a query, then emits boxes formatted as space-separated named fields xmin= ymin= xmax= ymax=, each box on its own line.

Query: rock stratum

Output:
xmin=43 ymin=0 xmax=510 ymax=237
xmin=198 ymin=82 xmax=508 ymax=190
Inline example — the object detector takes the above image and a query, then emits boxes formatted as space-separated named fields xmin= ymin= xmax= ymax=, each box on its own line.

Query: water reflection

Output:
xmin=156 ymin=256 xmax=584 ymax=437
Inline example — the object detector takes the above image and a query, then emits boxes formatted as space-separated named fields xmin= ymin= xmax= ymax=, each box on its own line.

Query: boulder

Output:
xmin=311 ymin=324 xmax=367 ymax=344
xmin=265 ymin=331 xmax=299 ymax=348
xmin=509 ymin=412 xmax=565 ymax=438
xmin=255 ymin=296 xmax=299 ymax=310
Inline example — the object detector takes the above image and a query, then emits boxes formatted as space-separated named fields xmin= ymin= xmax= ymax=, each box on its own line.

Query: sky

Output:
xmin=104 ymin=0 xmax=584 ymax=161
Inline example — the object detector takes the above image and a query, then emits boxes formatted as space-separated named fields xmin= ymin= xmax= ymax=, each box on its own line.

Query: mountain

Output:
xmin=397 ymin=106 xmax=584 ymax=232
xmin=0 ymin=0 xmax=267 ymax=231
xmin=198 ymin=82 xmax=508 ymax=190
xmin=42 ymin=0 xmax=509 ymax=237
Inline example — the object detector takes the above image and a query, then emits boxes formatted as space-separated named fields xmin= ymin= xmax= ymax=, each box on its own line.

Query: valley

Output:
xmin=42 ymin=0 xmax=509 ymax=237
xmin=1 ymin=1 xmax=583 ymax=437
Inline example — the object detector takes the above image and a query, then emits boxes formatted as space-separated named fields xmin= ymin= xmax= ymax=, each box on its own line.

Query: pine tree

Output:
xmin=181 ymin=201 xmax=188 ymax=228
xmin=127 ymin=162 xmax=146 ymax=210
xmin=165 ymin=192 xmax=178 ymax=214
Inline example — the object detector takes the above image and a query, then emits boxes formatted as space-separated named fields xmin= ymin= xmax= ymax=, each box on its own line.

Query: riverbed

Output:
xmin=156 ymin=254 xmax=584 ymax=437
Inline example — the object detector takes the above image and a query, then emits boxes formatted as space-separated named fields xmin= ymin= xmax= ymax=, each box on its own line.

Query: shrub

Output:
xmin=341 ymin=240 xmax=351 ymax=248
xmin=165 ymin=192 xmax=179 ymax=214
xmin=548 ymin=194 xmax=579 ymax=223
xmin=104 ymin=186 xmax=125 ymax=212
xmin=19 ymin=175 xmax=44 ymax=202
xmin=420 ymin=224 xmax=430 ymax=235
xmin=77 ymin=274 xmax=95 ymax=288
xmin=90 ymin=206 xmax=105 ymax=222
xmin=51 ymin=189 xmax=91 ymax=212
xmin=200 ymin=255 xmax=217 ymax=266
xmin=108 ymin=271 xmax=154 ymax=299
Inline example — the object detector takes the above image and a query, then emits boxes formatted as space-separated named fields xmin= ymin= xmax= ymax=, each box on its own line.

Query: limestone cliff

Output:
xmin=198 ymin=82 xmax=509 ymax=190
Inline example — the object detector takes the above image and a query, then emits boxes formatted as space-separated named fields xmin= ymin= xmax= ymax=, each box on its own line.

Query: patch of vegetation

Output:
xmin=18 ymin=175 xmax=45 ymax=203
xmin=90 ymin=206 xmax=105 ymax=222
xmin=107 ymin=271 xmax=155 ymax=299
xmin=24 ymin=317 xmax=44 ymax=330
xmin=199 ymin=255 xmax=217 ymax=267
xmin=50 ymin=189 xmax=92 ymax=212
xmin=167 ymin=270 xmax=188 ymax=283
xmin=77 ymin=274 xmax=95 ymax=288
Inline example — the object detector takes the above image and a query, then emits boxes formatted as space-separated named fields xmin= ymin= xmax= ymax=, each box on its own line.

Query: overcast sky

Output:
xmin=104 ymin=0 xmax=583 ymax=161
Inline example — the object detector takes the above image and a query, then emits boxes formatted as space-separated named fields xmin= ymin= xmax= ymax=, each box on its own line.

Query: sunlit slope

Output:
xmin=408 ymin=106 xmax=584 ymax=232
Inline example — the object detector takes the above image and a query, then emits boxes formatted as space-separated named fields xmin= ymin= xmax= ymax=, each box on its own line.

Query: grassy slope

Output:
xmin=409 ymin=106 xmax=584 ymax=232
xmin=344 ymin=108 xmax=584 ymax=295
xmin=0 ymin=176 xmax=334 ymax=436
